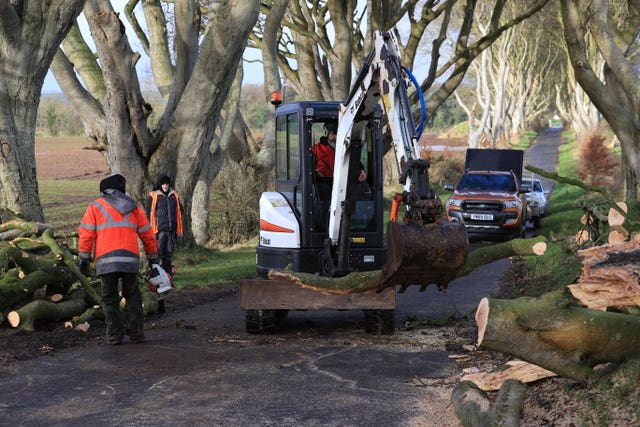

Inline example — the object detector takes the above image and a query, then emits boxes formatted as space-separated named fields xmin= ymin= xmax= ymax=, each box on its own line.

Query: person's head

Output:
xmin=318 ymin=136 xmax=329 ymax=146
xmin=325 ymin=123 xmax=337 ymax=142
xmin=99 ymin=174 xmax=126 ymax=194
xmin=157 ymin=174 xmax=171 ymax=192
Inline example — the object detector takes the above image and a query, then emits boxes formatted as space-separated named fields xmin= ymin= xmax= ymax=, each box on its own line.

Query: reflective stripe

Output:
xmin=96 ymin=221 xmax=138 ymax=230
xmin=79 ymin=222 xmax=97 ymax=230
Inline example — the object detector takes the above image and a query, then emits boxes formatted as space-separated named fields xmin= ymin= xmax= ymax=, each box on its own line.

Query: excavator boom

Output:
xmin=326 ymin=30 xmax=468 ymax=288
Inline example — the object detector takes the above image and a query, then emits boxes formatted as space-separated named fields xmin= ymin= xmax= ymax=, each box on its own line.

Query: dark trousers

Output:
xmin=100 ymin=272 xmax=144 ymax=341
xmin=156 ymin=230 xmax=176 ymax=273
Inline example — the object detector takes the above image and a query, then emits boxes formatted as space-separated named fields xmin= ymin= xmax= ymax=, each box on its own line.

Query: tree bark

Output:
xmin=475 ymin=291 xmax=640 ymax=381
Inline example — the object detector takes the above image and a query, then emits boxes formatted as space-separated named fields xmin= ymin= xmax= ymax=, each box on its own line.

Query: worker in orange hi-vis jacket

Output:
xmin=78 ymin=174 xmax=159 ymax=345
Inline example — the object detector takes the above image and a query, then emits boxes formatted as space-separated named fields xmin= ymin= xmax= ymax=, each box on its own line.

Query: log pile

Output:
xmin=0 ymin=219 xmax=157 ymax=332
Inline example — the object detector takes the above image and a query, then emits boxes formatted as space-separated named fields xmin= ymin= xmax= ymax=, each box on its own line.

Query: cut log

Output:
xmin=475 ymin=291 xmax=640 ymax=381
xmin=452 ymin=379 xmax=526 ymax=427
xmin=269 ymin=236 xmax=547 ymax=294
xmin=8 ymin=290 xmax=88 ymax=331
xmin=461 ymin=360 xmax=557 ymax=391
xmin=608 ymin=229 xmax=628 ymax=244
xmin=0 ymin=267 xmax=77 ymax=311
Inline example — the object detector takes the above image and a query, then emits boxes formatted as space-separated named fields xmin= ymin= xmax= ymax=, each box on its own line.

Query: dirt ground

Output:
xmin=0 ymin=135 xmax=618 ymax=425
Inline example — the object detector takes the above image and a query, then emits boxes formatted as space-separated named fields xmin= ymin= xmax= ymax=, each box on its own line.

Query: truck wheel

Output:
xmin=245 ymin=309 xmax=289 ymax=334
xmin=363 ymin=309 xmax=395 ymax=335
xmin=532 ymin=216 xmax=541 ymax=229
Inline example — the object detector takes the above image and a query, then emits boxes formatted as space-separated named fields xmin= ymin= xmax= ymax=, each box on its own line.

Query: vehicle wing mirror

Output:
xmin=444 ymin=183 xmax=455 ymax=191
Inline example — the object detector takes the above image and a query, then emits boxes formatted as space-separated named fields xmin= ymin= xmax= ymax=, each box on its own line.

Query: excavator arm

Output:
xmin=326 ymin=31 xmax=468 ymax=289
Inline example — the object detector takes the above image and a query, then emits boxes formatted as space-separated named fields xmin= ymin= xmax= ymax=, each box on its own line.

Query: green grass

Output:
xmin=172 ymin=245 xmax=256 ymax=289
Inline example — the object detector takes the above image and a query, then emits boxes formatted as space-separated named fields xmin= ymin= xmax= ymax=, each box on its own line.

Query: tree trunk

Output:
xmin=475 ymin=291 xmax=640 ymax=381
xmin=0 ymin=1 xmax=84 ymax=221
xmin=560 ymin=0 xmax=640 ymax=201
xmin=269 ymin=236 xmax=547 ymax=294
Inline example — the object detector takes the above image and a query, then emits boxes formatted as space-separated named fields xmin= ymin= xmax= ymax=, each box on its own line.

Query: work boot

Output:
xmin=127 ymin=328 xmax=146 ymax=343
xmin=128 ymin=334 xmax=146 ymax=343
xmin=107 ymin=333 xmax=124 ymax=345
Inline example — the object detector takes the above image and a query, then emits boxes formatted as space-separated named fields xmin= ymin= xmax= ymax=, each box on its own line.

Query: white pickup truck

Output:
xmin=522 ymin=177 xmax=549 ymax=229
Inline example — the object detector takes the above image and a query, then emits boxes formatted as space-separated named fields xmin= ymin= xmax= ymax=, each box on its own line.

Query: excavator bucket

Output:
xmin=380 ymin=220 xmax=469 ymax=291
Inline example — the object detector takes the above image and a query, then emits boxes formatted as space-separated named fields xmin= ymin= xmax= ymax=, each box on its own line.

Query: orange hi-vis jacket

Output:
xmin=147 ymin=190 xmax=183 ymax=235
xmin=78 ymin=196 xmax=158 ymax=275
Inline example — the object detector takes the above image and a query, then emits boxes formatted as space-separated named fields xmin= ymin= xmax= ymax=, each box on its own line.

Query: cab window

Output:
xmin=275 ymin=113 xmax=300 ymax=181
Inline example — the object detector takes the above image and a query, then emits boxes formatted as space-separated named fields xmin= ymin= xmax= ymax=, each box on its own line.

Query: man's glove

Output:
xmin=78 ymin=258 xmax=90 ymax=276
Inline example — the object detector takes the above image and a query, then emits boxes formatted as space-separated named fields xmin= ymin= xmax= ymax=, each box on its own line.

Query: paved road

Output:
xmin=523 ymin=128 xmax=562 ymax=192
xmin=0 ymin=132 xmax=562 ymax=427
xmin=0 ymin=261 xmax=506 ymax=427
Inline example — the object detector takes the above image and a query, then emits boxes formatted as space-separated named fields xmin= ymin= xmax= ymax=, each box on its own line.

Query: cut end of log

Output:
xmin=49 ymin=293 xmax=64 ymax=302
xmin=475 ymin=298 xmax=489 ymax=347
xmin=532 ymin=242 xmax=547 ymax=256
xmin=7 ymin=311 xmax=20 ymax=328
xmin=608 ymin=202 xmax=627 ymax=227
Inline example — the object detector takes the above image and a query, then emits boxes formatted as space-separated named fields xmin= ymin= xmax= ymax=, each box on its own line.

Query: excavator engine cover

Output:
xmin=380 ymin=220 xmax=468 ymax=291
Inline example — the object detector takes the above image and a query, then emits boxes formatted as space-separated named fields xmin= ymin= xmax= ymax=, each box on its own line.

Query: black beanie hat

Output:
xmin=159 ymin=175 xmax=171 ymax=185
xmin=99 ymin=174 xmax=126 ymax=193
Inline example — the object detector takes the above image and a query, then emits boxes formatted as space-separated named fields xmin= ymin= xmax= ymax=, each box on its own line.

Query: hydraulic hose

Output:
xmin=402 ymin=66 xmax=426 ymax=138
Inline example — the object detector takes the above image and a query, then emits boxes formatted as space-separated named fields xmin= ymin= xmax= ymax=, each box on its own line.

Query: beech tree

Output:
xmin=50 ymin=0 xmax=260 ymax=244
xmin=0 ymin=1 xmax=85 ymax=222
xmin=560 ymin=0 xmax=640 ymax=200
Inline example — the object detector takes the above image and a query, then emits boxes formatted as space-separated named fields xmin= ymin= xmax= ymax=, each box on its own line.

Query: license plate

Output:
xmin=471 ymin=213 xmax=493 ymax=220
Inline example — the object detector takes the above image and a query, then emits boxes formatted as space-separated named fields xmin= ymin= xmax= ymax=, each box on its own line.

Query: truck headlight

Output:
xmin=504 ymin=200 xmax=519 ymax=209
xmin=448 ymin=198 xmax=463 ymax=207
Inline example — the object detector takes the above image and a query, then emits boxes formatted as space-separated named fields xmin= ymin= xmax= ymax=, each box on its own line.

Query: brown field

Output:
xmin=36 ymin=136 xmax=109 ymax=180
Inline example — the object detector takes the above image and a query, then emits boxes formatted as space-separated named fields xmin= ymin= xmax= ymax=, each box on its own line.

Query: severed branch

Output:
xmin=525 ymin=165 xmax=637 ymax=224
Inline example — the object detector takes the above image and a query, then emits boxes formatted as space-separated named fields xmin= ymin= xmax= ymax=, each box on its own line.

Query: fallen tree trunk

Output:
xmin=7 ymin=289 xmax=88 ymax=331
xmin=475 ymin=291 xmax=640 ymax=381
xmin=269 ymin=236 xmax=547 ymax=295
xmin=452 ymin=379 xmax=526 ymax=427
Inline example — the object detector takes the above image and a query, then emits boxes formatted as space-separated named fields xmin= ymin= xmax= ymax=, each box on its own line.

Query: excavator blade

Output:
xmin=380 ymin=220 xmax=468 ymax=291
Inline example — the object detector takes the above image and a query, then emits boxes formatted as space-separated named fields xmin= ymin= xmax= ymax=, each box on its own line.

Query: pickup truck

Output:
xmin=444 ymin=149 xmax=528 ymax=241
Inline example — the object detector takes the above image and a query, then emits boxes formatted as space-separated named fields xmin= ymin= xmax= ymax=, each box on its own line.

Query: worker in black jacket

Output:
xmin=146 ymin=174 xmax=183 ymax=275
